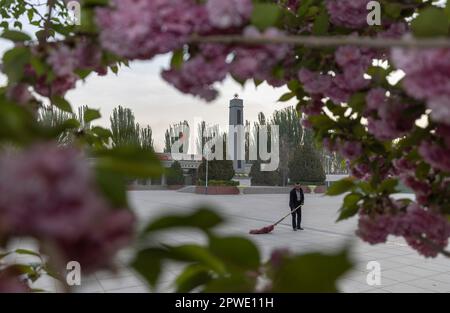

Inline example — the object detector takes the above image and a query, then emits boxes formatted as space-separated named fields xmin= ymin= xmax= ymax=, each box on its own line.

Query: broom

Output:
xmin=249 ymin=204 xmax=302 ymax=235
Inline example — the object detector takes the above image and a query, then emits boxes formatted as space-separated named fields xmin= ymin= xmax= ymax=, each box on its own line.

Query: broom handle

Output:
xmin=273 ymin=204 xmax=302 ymax=226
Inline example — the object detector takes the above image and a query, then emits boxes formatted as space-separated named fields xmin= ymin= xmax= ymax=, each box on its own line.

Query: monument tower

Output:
xmin=229 ymin=94 xmax=245 ymax=173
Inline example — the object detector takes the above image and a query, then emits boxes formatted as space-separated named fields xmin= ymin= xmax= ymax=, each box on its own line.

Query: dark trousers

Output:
xmin=291 ymin=207 xmax=302 ymax=229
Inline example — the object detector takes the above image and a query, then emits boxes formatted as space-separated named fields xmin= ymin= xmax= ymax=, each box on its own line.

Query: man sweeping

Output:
xmin=289 ymin=182 xmax=304 ymax=231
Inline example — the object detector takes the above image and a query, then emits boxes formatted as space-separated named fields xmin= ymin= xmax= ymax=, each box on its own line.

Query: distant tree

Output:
xmin=198 ymin=159 xmax=235 ymax=181
xmin=249 ymin=160 xmax=280 ymax=186
xmin=110 ymin=105 xmax=140 ymax=146
xmin=289 ymin=143 xmax=326 ymax=184
xmin=140 ymin=125 xmax=154 ymax=151
xmin=38 ymin=105 xmax=94 ymax=145
xmin=167 ymin=161 xmax=184 ymax=185
xmin=38 ymin=106 xmax=74 ymax=145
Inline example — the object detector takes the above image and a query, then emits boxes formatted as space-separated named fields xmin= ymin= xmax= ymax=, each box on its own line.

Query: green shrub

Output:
xmin=197 ymin=179 xmax=239 ymax=186
xmin=289 ymin=145 xmax=326 ymax=184
xmin=167 ymin=161 xmax=184 ymax=185
xmin=249 ymin=160 xmax=280 ymax=186
xmin=198 ymin=159 xmax=235 ymax=181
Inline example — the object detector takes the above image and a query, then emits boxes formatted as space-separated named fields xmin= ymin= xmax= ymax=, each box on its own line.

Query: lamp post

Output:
xmin=205 ymin=154 xmax=208 ymax=195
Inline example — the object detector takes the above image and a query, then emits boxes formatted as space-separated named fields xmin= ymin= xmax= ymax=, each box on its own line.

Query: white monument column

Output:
xmin=228 ymin=94 xmax=245 ymax=173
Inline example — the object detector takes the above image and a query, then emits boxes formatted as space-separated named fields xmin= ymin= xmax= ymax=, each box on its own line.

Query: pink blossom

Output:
xmin=96 ymin=0 xmax=206 ymax=60
xmin=326 ymin=0 xmax=371 ymax=29
xmin=418 ymin=141 xmax=450 ymax=172
xmin=298 ymin=69 xmax=332 ymax=95
xmin=427 ymin=96 xmax=450 ymax=126
xmin=379 ymin=22 xmax=408 ymax=39
xmin=391 ymin=48 xmax=450 ymax=101
xmin=34 ymin=73 xmax=78 ymax=97
xmin=47 ymin=45 xmax=77 ymax=77
xmin=356 ymin=213 xmax=395 ymax=244
xmin=351 ymin=163 xmax=371 ymax=180
xmin=338 ymin=140 xmax=363 ymax=161
xmin=230 ymin=27 xmax=290 ymax=84
xmin=0 ymin=268 xmax=30 ymax=293
xmin=402 ymin=204 xmax=450 ymax=257
xmin=269 ymin=248 xmax=291 ymax=268
xmin=0 ymin=143 xmax=135 ymax=272
xmin=6 ymin=83 xmax=33 ymax=105
xmin=436 ymin=124 xmax=450 ymax=148
xmin=365 ymin=88 xmax=387 ymax=113
xmin=206 ymin=0 xmax=252 ymax=29
xmin=162 ymin=52 xmax=229 ymax=101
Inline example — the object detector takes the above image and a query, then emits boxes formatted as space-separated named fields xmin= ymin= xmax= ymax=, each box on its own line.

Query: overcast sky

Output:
xmin=0 ymin=39 xmax=295 ymax=151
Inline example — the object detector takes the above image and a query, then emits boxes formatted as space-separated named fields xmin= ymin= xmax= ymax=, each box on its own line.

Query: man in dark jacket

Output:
xmin=289 ymin=182 xmax=304 ymax=231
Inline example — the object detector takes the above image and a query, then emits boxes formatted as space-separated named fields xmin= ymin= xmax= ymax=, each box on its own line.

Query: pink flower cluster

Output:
xmin=162 ymin=44 xmax=229 ymax=101
xmin=391 ymin=48 xmax=450 ymax=126
xmin=96 ymin=0 xmax=206 ymax=60
xmin=96 ymin=0 xmax=252 ymax=60
xmin=230 ymin=27 xmax=291 ymax=83
xmin=206 ymin=0 xmax=252 ymax=29
xmin=0 ymin=143 xmax=135 ymax=272
xmin=326 ymin=0 xmax=371 ymax=29
xmin=162 ymin=27 xmax=290 ymax=101
xmin=365 ymin=88 xmax=420 ymax=140
xmin=0 ymin=268 xmax=30 ymax=293
xmin=298 ymin=46 xmax=372 ymax=105
xmin=29 ymin=39 xmax=104 ymax=97
xmin=357 ymin=203 xmax=450 ymax=257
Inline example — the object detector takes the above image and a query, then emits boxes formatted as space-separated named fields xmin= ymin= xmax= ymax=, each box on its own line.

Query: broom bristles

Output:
xmin=249 ymin=224 xmax=274 ymax=235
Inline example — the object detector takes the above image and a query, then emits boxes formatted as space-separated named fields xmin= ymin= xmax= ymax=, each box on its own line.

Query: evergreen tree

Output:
xmin=167 ymin=161 xmax=184 ymax=185
xmin=249 ymin=160 xmax=280 ymax=186
xmin=140 ymin=125 xmax=154 ymax=151
xmin=198 ymin=159 xmax=235 ymax=181
xmin=110 ymin=105 xmax=140 ymax=147
xmin=289 ymin=143 xmax=326 ymax=184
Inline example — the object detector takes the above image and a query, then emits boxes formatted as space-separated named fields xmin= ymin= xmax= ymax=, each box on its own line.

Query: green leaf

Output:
xmin=411 ymin=7 xmax=450 ymax=38
xmin=326 ymin=178 xmax=355 ymax=196
xmin=2 ymin=47 xmax=31 ymax=83
xmin=384 ymin=3 xmax=402 ymax=19
xmin=1 ymin=29 xmax=31 ymax=42
xmin=379 ymin=178 xmax=398 ymax=194
xmin=337 ymin=193 xmax=362 ymax=221
xmin=14 ymin=249 xmax=41 ymax=258
xmin=203 ymin=274 xmax=255 ymax=292
xmin=271 ymin=249 xmax=353 ymax=292
xmin=278 ymin=92 xmax=296 ymax=102
xmin=209 ymin=236 xmax=260 ymax=270
xmin=131 ymin=247 xmax=167 ymax=287
xmin=297 ymin=0 xmax=314 ymax=18
xmin=95 ymin=167 xmax=127 ymax=208
xmin=51 ymin=96 xmax=73 ymax=113
xmin=175 ymin=264 xmax=212 ymax=293
xmin=166 ymin=244 xmax=226 ymax=275
xmin=251 ymin=3 xmax=282 ymax=30
xmin=446 ymin=1 xmax=450 ymax=21
xmin=91 ymin=126 xmax=112 ymax=139
xmin=143 ymin=208 xmax=224 ymax=234
xmin=347 ymin=92 xmax=366 ymax=113
xmin=312 ymin=9 xmax=329 ymax=36
xmin=170 ymin=49 xmax=184 ymax=70
xmin=287 ymin=79 xmax=300 ymax=91
xmin=94 ymin=145 xmax=163 ymax=178
xmin=83 ymin=108 xmax=101 ymax=124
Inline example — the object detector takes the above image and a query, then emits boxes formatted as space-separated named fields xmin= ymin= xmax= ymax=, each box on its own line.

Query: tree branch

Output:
xmin=189 ymin=34 xmax=450 ymax=49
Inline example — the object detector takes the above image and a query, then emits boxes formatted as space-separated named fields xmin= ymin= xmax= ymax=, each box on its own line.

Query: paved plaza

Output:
xmin=8 ymin=191 xmax=450 ymax=293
